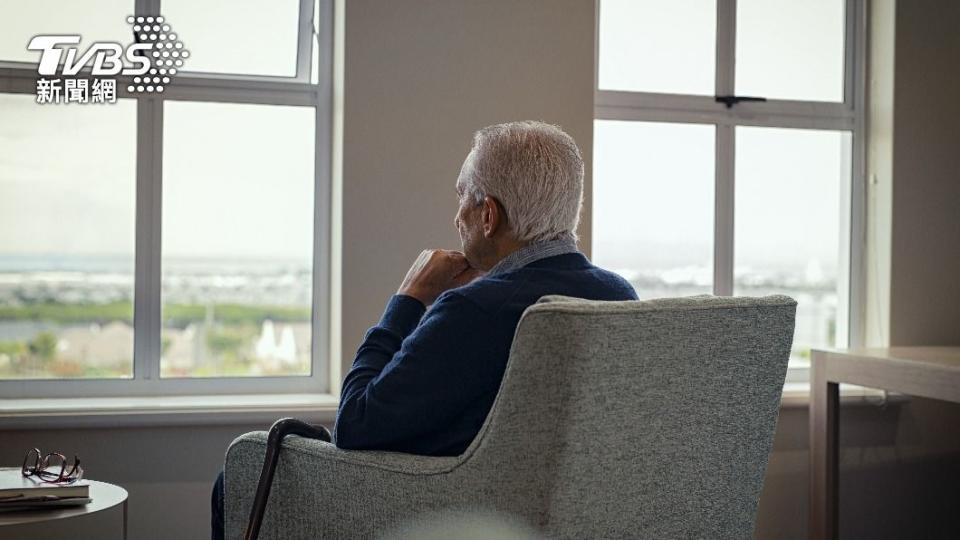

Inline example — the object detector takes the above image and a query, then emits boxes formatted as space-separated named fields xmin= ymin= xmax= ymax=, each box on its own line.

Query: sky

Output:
xmin=0 ymin=0 xmax=311 ymax=263
xmin=1 ymin=0 xmax=850 ymax=282
xmin=597 ymin=0 xmax=845 ymax=100
xmin=594 ymin=0 xmax=849 ymax=280
xmin=0 ymin=0 xmax=300 ymax=74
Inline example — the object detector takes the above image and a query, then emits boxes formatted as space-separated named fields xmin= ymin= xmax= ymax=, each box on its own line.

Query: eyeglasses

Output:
xmin=21 ymin=448 xmax=84 ymax=485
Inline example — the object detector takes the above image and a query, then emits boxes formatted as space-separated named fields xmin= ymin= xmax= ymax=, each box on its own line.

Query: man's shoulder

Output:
xmin=448 ymin=259 xmax=638 ymax=312
xmin=444 ymin=273 xmax=521 ymax=314
xmin=589 ymin=266 xmax=640 ymax=299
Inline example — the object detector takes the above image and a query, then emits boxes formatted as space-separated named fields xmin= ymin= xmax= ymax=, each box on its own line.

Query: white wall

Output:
xmin=886 ymin=0 xmax=960 ymax=346
xmin=339 ymin=0 xmax=596 ymax=375
xmin=0 ymin=425 xmax=251 ymax=540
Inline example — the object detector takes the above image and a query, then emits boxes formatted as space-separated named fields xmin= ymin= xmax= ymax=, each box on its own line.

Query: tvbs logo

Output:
xmin=29 ymin=16 xmax=188 ymax=104
xmin=29 ymin=35 xmax=153 ymax=77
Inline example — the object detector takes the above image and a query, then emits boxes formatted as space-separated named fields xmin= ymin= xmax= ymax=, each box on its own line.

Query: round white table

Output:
xmin=0 ymin=480 xmax=128 ymax=539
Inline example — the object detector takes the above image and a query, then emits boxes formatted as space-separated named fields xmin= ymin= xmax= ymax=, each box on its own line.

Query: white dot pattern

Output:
xmin=126 ymin=14 xmax=187 ymax=94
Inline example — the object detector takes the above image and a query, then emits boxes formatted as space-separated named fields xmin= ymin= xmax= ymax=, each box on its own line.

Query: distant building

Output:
xmin=58 ymin=321 xmax=133 ymax=369
xmin=255 ymin=319 xmax=299 ymax=368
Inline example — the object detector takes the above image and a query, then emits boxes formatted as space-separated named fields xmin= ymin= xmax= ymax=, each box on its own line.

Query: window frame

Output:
xmin=0 ymin=0 xmax=334 ymax=397
xmin=593 ymin=0 xmax=868 ymax=383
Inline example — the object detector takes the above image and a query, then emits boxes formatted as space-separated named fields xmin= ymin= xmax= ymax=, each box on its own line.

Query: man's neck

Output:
xmin=487 ymin=238 xmax=528 ymax=270
xmin=484 ymin=235 xmax=580 ymax=276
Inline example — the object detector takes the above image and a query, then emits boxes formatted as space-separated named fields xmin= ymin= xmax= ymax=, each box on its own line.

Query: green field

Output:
xmin=0 ymin=301 xmax=311 ymax=379
xmin=0 ymin=301 xmax=310 ymax=326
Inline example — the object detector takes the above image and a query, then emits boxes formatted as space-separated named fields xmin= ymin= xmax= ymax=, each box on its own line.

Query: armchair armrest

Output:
xmin=224 ymin=431 xmax=478 ymax=540
xmin=235 ymin=431 xmax=462 ymax=474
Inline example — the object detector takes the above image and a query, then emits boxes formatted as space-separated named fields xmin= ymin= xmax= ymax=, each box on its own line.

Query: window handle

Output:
xmin=715 ymin=95 xmax=767 ymax=108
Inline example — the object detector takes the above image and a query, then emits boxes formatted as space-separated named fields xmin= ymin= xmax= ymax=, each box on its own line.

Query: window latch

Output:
xmin=715 ymin=95 xmax=767 ymax=109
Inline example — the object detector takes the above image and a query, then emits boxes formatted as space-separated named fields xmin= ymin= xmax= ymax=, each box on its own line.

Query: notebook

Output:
xmin=0 ymin=467 xmax=90 ymax=507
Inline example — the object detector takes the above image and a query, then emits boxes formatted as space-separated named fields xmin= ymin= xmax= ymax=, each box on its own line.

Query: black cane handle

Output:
xmin=244 ymin=418 xmax=332 ymax=540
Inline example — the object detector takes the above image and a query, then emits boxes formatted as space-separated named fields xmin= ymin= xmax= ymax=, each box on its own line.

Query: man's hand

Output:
xmin=398 ymin=249 xmax=484 ymax=306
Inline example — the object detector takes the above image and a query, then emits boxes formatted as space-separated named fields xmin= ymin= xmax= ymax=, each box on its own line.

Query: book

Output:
xmin=0 ymin=467 xmax=89 ymax=506
xmin=0 ymin=497 xmax=93 ymax=513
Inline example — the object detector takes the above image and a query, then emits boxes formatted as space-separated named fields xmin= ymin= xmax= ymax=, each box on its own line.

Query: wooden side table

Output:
xmin=809 ymin=346 xmax=960 ymax=539
xmin=0 ymin=480 xmax=128 ymax=539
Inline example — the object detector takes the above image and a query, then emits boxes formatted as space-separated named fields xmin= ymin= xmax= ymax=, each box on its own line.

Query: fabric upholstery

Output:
xmin=225 ymin=294 xmax=797 ymax=539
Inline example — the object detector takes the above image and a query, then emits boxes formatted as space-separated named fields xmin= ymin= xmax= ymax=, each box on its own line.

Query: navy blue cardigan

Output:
xmin=334 ymin=252 xmax=638 ymax=456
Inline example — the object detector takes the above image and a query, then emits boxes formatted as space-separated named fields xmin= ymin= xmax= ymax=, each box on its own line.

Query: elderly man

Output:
xmin=333 ymin=120 xmax=637 ymax=456
xmin=210 ymin=121 xmax=635 ymax=539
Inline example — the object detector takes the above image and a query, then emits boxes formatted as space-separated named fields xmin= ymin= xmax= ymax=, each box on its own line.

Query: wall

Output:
xmin=0 ymin=425 xmax=256 ymax=540
xmin=339 ymin=0 xmax=596 ymax=375
xmin=863 ymin=0 xmax=894 ymax=348
xmin=887 ymin=0 xmax=960 ymax=346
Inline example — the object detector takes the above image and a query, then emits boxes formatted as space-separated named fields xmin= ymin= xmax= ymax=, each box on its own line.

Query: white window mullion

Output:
xmin=134 ymin=0 xmax=163 ymax=390
xmin=594 ymin=101 xmax=723 ymax=126
xmin=595 ymin=99 xmax=854 ymax=132
xmin=715 ymin=0 xmax=737 ymax=100
xmin=713 ymin=0 xmax=737 ymax=297
xmin=843 ymin=0 xmax=858 ymax=109
xmin=714 ymin=124 xmax=735 ymax=297
xmin=846 ymin=0 xmax=868 ymax=349
xmin=159 ymin=81 xmax=319 ymax=107
xmin=148 ymin=99 xmax=164 ymax=385
xmin=313 ymin=0 xmax=335 ymax=393
xmin=133 ymin=96 xmax=163 ymax=388
xmin=836 ymin=131 xmax=854 ymax=351
xmin=295 ymin=0 xmax=314 ymax=83
xmin=596 ymin=90 xmax=721 ymax=113
xmin=312 ymin=94 xmax=330 ymax=392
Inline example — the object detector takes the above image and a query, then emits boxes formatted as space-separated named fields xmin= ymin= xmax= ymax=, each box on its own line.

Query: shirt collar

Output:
xmin=487 ymin=234 xmax=580 ymax=276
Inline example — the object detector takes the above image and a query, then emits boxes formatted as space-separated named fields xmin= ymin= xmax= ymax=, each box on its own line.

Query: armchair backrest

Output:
xmin=464 ymin=295 xmax=796 ymax=539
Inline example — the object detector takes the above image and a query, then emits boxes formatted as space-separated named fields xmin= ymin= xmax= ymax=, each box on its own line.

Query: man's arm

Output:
xmin=334 ymin=290 xmax=494 ymax=452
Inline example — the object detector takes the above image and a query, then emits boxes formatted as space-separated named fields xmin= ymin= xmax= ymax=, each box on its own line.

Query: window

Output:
xmin=161 ymin=101 xmax=315 ymax=378
xmin=593 ymin=120 xmax=715 ymax=298
xmin=597 ymin=0 xmax=716 ymax=95
xmin=0 ymin=95 xmax=137 ymax=380
xmin=594 ymin=0 xmax=865 ymax=383
xmin=0 ymin=0 xmax=134 ymax=64
xmin=0 ymin=0 xmax=333 ymax=397
xmin=161 ymin=0 xmax=302 ymax=77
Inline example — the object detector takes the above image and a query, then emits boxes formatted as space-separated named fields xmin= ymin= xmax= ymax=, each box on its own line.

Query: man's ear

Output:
xmin=481 ymin=195 xmax=502 ymax=238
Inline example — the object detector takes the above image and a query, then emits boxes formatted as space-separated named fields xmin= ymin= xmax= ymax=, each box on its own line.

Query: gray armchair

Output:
xmin=225 ymin=294 xmax=796 ymax=539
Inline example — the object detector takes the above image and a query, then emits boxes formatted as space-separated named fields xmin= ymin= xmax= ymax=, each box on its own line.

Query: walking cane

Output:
xmin=244 ymin=418 xmax=332 ymax=540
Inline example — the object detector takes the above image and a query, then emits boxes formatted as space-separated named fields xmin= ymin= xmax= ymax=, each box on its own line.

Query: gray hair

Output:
xmin=457 ymin=120 xmax=584 ymax=243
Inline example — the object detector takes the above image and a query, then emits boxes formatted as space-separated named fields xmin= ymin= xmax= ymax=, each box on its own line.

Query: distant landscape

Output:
xmin=0 ymin=254 xmax=835 ymax=379
xmin=0 ymin=255 xmax=312 ymax=379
